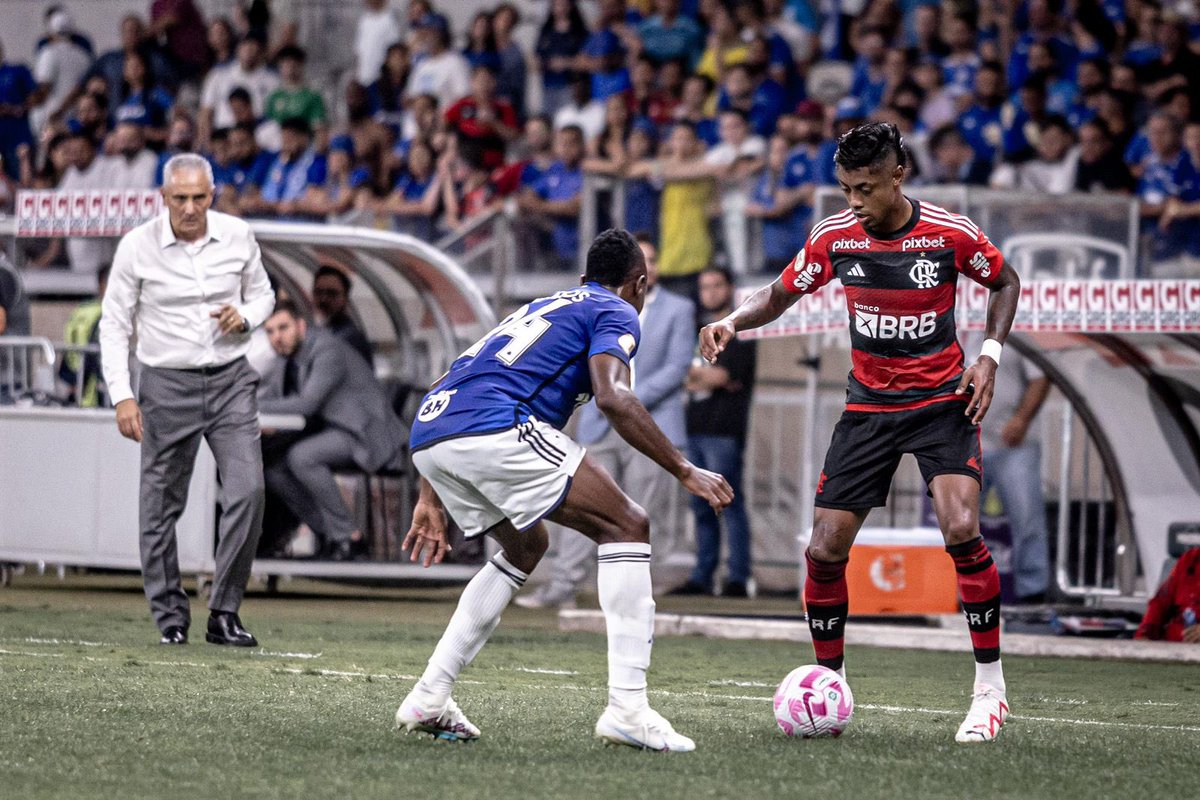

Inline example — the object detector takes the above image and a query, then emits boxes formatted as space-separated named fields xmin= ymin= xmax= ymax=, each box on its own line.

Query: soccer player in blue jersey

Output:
xmin=395 ymin=229 xmax=733 ymax=752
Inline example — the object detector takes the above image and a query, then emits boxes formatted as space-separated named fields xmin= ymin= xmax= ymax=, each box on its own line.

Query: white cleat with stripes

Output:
xmin=955 ymin=685 xmax=1009 ymax=743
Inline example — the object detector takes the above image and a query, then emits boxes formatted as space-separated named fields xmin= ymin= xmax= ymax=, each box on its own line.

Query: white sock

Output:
xmin=416 ymin=552 xmax=528 ymax=703
xmin=597 ymin=541 xmax=654 ymax=715
xmin=975 ymin=658 xmax=1006 ymax=695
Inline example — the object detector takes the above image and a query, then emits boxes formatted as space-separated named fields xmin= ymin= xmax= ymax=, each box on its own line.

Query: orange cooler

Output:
xmin=802 ymin=527 xmax=960 ymax=615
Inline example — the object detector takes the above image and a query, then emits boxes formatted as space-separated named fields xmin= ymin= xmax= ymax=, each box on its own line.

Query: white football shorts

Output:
xmin=411 ymin=417 xmax=585 ymax=538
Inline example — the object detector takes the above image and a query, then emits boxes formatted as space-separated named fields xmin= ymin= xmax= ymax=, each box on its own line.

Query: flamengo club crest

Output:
xmin=909 ymin=258 xmax=938 ymax=289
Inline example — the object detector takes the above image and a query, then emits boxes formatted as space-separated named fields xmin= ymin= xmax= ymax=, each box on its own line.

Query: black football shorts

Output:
xmin=814 ymin=397 xmax=982 ymax=511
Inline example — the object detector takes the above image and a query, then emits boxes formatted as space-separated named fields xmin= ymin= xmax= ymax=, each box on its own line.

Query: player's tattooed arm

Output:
xmin=590 ymin=353 xmax=733 ymax=512
xmin=699 ymin=278 xmax=799 ymax=363
xmin=403 ymin=477 xmax=452 ymax=568
xmin=956 ymin=261 xmax=1021 ymax=425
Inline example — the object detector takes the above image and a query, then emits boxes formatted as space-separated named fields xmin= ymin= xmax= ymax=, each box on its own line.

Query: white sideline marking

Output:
xmin=255 ymin=650 xmax=324 ymax=659
xmin=0 ymin=648 xmax=64 ymax=657
xmin=21 ymin=637 xmax=113 ymax=647
xmin=1133 ymin=700 xmax=1180 ymax=707
xmin=709 ymin=679 xmax=774 ymax=688
xmin=511 ymin=667 xmax=577 ymax=675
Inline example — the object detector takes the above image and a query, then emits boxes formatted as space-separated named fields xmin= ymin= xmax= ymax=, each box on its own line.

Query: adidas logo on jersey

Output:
xmin=901 ymin=235 xmax=947 ymax=251
xmin=847 ymin=263 xmax=866 ymax=278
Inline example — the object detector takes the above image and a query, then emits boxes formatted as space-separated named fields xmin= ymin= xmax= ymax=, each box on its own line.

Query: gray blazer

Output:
xmin=577 ymin=287 xmax=695 ymax=446
xmin=258 ymin=329 xmax=405 ymax=472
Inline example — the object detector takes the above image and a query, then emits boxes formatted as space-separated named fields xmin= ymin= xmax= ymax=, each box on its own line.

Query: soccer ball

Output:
xmin=773 ymin=665 xmax=854 ymax=738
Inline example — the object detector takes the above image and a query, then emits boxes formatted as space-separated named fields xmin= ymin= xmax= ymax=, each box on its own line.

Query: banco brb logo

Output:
xmin=909 ymin=258 xmax=938 ymax=289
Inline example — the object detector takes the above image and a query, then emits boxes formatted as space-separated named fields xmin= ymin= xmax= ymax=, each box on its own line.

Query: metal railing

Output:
xmin=0 ymin=336 xmax=56 ymax=401
xmin=1052 ymin=401 xmax=1141 ymax=600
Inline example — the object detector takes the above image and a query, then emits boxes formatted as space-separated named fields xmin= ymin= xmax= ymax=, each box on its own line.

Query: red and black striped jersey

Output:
xmin=779 ymin=199 xmax=1004 ymax=411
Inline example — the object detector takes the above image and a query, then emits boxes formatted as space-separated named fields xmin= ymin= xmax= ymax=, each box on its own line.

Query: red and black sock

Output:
xmin=947 ymin=536 xmax=1001 ymax=663
xmin=804 ymin=551 xmax=849 ymax=672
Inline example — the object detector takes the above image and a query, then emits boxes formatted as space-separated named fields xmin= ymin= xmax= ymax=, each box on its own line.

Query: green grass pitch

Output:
xmin=1 ymin=575 xmax=1195 ymax=799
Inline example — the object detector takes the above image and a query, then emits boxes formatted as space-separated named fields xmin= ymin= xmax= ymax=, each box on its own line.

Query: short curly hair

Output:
xmin=584 ymin=229 xmax=644 ymax=288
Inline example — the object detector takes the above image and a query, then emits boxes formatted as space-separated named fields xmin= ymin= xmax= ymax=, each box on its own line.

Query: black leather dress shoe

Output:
xmin=206 ymin=612 xmax=258 ymax=647
xmin=159 ymin=626 xmax=188 ymax=645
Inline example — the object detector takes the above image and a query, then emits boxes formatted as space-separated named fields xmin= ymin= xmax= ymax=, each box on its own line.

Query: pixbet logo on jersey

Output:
xmin=831 ymin=237 xmax=871 ymax=251
xmin=901 ymin=235 xmax=946 ymax=251
xmin=854 ymin=304 xmax=937 ymax=339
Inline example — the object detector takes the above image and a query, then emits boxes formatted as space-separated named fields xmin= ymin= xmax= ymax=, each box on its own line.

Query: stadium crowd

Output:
xmin=2 ymin=0 xmax=1200 ymax=277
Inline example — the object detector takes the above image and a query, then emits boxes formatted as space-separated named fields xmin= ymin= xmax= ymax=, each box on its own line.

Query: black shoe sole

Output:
xmin=205 ymin=633 xmax=258 ymax=647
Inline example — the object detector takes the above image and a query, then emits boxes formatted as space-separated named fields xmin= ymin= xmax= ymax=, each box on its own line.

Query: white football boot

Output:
xmin=955 ymin=685 xmax=1009 ymax=743
xmin=395 ymin=692 xmax=480 ymax=742
xmin=595 ymin=706 xmax=696 ymax=752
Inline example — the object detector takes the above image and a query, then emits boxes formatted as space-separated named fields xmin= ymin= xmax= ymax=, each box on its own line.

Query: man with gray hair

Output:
xmin=100 ymin=152 xmax=275 ymax=647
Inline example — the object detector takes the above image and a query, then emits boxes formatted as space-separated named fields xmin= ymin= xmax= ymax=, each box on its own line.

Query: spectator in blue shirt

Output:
xmin=0 ymin=41 xmax=36 ymax=181
xmin=638 ymin=0 xmax=704 ymax=67
xmin=385 ymin=137 xmax=441 ymax=241
xmin=297 ymin=134 xmax=372 ymax=221
xmin=958 ymin=61 xmax=1007 ymax=163
xmin=65 ymin=91 xmax=110 ymax=146
xmin=676 ymin=74 xmax=720 ymax=146
xmin=1008 ymin=0 xmax=1078 ymax=92
xmin=247 ymin=117 xmax=325 ymax=219
xmin=942 ymin=13 xmax=981 ymax=93
xmin=623 ymin=119 xmax=661 ymax=242
xmin=748 ymin=133 xmax=814 ymax=274
xmin=580 ymin=29 xmax=632 ymax=103
xmin=536 ymin=0 xmax=590 ymax=116
xmin=850 ymin=27 xmax=889 ymax=115
xmin=1138 ymin=111 xmax=1200 ymax=262
xmin=716 ymin=63 xmax=786 ymax=140
xmin=517 ymin=124 xmax=585 ymax=269
xmin=1001 ymin=75 xmax=1050 ymax=163
xmin=85 ymin=15 xmax=176 ymax=114
xmin=214 ymin=123 xmax=274 ymax=215
xmin=462 ymin=10 xmax=502 ymax=73
xmin=929 ymin=124 xmax=994 ymax=186
xmin=114 ymin=51 xmax=175 ymax=147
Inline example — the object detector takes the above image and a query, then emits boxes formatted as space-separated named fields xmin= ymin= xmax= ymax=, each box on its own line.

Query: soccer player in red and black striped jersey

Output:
xmin=700 ymin=123 xmax=1021 ymax=743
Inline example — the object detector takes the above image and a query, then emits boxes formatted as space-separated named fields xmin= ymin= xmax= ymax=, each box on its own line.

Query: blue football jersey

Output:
xmin=410 ymin=283 xmax=641 ymax=451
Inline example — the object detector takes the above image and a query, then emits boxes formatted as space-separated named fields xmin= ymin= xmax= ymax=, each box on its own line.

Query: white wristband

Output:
xmin=980 ymin=338 xmax=1003 ymax=365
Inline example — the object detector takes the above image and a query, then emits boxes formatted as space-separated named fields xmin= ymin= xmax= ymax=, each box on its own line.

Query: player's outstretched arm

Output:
xmin=589 ymin=353 xmax=733 ymax=512
xmin=956 ymin=261 xmax=1021 ymax=425
xmin=699 ymin=278 xmax=799 ymax=363
xmin=403 ymin=477 xmax=452 ymax=568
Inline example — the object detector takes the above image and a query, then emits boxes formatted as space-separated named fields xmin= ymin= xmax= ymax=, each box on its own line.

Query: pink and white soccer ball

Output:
xmin=773 ymin=664 xmax=854 ymax=738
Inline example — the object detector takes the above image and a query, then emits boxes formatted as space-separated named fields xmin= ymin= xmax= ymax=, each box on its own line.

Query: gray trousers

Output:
xmin=138 ymin=357 xmax=264 ymax=631
xmin=545 ymin=427 xmax=681 ymax=596
xmin=263 ymin=427 xmax=358 ymax=543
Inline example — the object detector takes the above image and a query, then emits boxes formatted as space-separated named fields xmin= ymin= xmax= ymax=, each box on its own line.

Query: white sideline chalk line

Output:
xmin=256 ymin=650 xmax=323 ymax=659
xmin=709 ymin=679 xmax=774 ymax=688
xmin=512 ymin=667 xmax=578 ymax=675
xmin=4 ymin=649 xmax=1197 ymax=735
xmin=19 ymin=637 xmax=113 ymax=647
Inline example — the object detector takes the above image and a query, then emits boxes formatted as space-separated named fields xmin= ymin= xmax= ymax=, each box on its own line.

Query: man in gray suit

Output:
xmin=258 ymin=300 xmax=406 ymax=560
xmin=516 ymin=234 xmax=696 ymax=607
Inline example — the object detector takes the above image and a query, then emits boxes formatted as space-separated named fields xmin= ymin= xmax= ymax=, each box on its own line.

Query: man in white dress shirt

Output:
xmin=99 ymin=153 xmax=276 ymax=647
